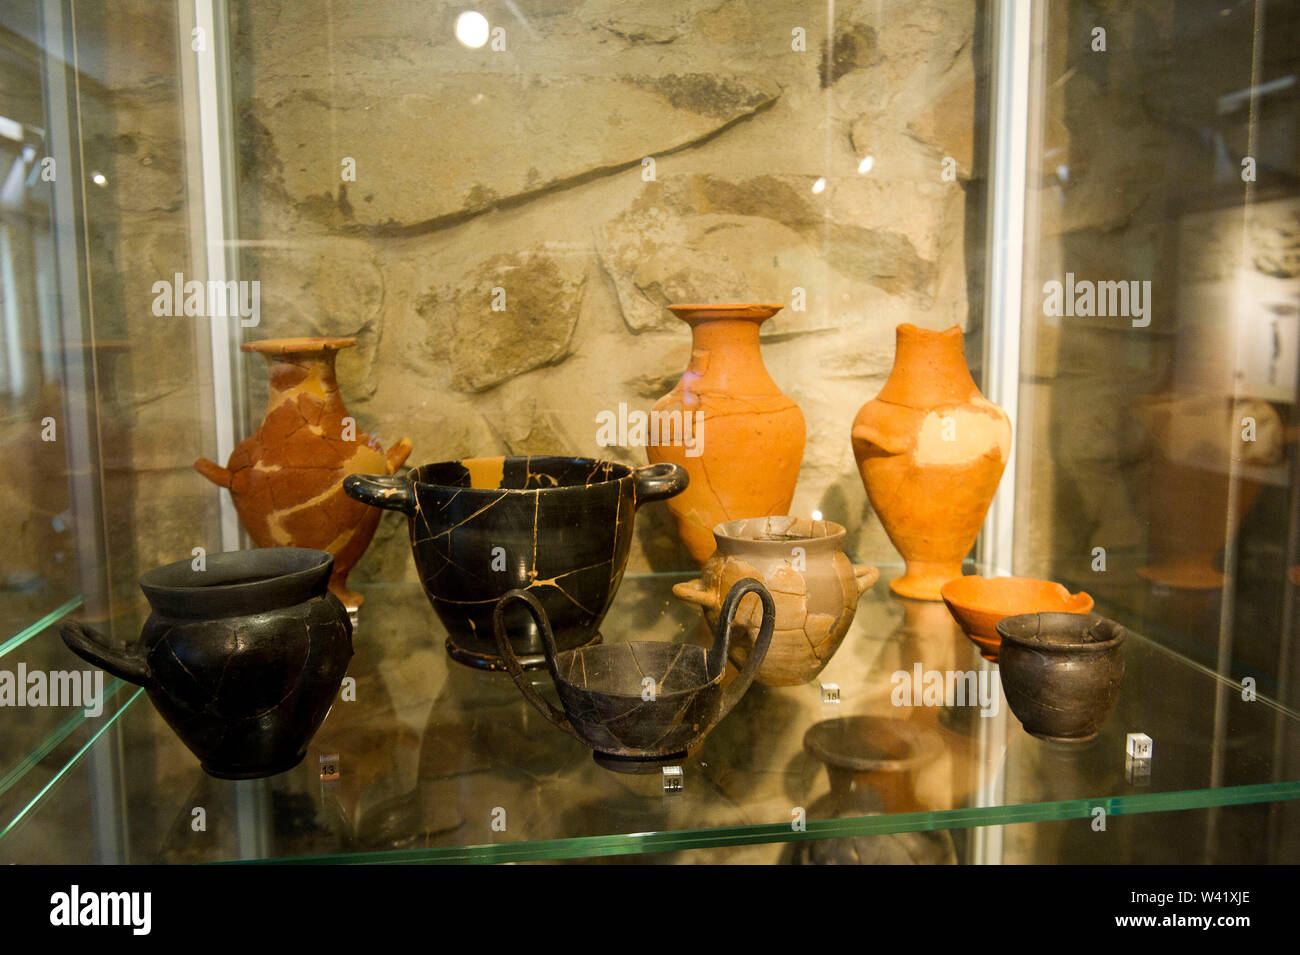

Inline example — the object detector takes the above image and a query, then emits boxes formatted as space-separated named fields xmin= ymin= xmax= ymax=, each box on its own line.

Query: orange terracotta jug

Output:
xmin=649 ymin=304 xmax=806 ymax=565
xmin=194 ymin=337 xmax=412 ymax=610
xmin=851 ymin=324 xmax=1010 ymax=600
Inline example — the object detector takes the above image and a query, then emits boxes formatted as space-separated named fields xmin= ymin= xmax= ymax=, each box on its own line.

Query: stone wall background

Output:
xmin=227 ymin=0 xmax=988 ymax=582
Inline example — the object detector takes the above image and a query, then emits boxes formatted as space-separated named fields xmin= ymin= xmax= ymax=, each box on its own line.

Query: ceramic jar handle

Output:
xmin=853 ymin=564 xmax=880 ymax=596
xmin=492 ymin=590 xmax=580 ymax=740
xmin=671 ymin=577 xmax=719 ymax=611
xmin=343 ymin=472 xmax=416 ymax=515
xmin=60 ymin=621 xmax=152 ymax=687
xmin=709 ymin=578 xmax=776 ymax=722
xmin=633 ymin=462 xmax=689 ymax=504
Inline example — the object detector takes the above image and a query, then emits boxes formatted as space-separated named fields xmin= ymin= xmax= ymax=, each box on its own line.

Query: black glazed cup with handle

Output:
xmin=492 ymin=578 xmax=776 ymax=772
xmin=60 ymin=547 xmax=353 ymax=779
xmin=344 ymin=455 xmax=688 ymax=670
xmin=995 ymin=611 xmax=1126 ymax=742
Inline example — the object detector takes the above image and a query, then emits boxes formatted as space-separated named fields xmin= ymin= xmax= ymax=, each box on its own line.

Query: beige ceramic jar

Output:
xmin=673 ymin=516 xmax=879 ymax=686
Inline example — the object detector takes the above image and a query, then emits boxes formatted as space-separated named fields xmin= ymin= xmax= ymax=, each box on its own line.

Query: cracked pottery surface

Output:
xmin=345 ymin=455 xmax=687 ymax=670
xmin=648 ymin=304 xmax=806 ymax=565
xmin=493 ymin=580 xmax=775 ymax=771
xmin=193 ymin=337 xmax=413 ymax=610
xmin=60 ymin=548 xmax=353 ymax=779
xmin=674 ymin=516 xmax=879 ymax=686
xmin=852 ymin=324 xmax=1011 ymax=600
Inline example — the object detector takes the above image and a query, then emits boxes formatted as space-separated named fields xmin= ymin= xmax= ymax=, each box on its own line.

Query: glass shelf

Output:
xmin=1 ymin=567 xmax=1297 ymax=864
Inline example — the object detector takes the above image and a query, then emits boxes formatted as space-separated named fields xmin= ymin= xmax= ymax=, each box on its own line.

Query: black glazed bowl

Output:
xmin=60 ymin=548 xmax=353 ymax=779
xmin=345 ymin=455 xmax=688 ymax=670
xmin=996 ymin=612 xmax=1126 ymax=742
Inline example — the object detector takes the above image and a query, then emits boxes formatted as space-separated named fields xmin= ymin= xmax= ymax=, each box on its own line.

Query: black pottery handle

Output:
xmin=710 ymin=578 xmax=776 ymax=722
xmin=60 ymin=620 xmax=152 ymax=688
xmin=493 ymin=590 xmax=580 ymax=740
xmin=633 ymin=463 xmax=689 ymax=504
xmin=343 ymin=472 xmax=417 ymax=515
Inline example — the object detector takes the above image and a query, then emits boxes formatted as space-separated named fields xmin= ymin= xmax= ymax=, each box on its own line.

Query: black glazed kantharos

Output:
xmin=60 ymin=548 xmax=353 ymax=779
xmin=344 ymin=455 xmax=688 ymax=670
xmin=492 ymin=578 xmax=775 ymax=772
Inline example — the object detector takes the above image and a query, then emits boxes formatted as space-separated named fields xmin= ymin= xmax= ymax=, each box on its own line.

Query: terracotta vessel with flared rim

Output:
xmin=648 ymin=303 xmax=806 ymax=565
xmin=194 ymin=337 xmax=412 ymax=611
xmin=344 ymin=456 xmax=688 ymax=671
xmin=492 ymin=579 xmax=775 ymax=773
xmin=851 ymin=324 xmax=1011 ymax=600
xmin=995 ymin=612 xmax=1126 ymax=743
xmin=673 ymin=516 xmax=878 ymax=686
xmin=60 ymin=548 xmax=353 ymax=779
xmin=940 ymin=575 xmax=1094 ymax=661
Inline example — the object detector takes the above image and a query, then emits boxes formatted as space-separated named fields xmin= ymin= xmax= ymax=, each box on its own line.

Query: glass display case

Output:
xmin=0 ymin=0 xmax=1296 ymax=865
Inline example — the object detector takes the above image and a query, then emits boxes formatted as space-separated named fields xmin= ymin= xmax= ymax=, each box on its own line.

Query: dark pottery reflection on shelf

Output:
xmin=345 ymin=455 xmax=687 ymax=670
xmin=784 ymin=804 xmax=957 ymax=865
xmin=789 ymin=715 xmax=955 ymax=865
xmin=492 ymin=579 xmax=775 ymax=773
xmin=802 ymin=715 xmax=945 ymax=814
xmin=996 ymin=611 xmax=1126 ymax=742
xmin=422 ymin=662 xmax=590 ymax=779
xmin=60 ymin=548 xmax=353 ymax=779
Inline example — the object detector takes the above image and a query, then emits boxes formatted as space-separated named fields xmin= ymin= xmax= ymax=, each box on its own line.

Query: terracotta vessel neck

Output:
xmin=244 ymin=338 xmax=352 ymax=414
xmin=671 ymin=305 xmax=781 ymax=395
xmin=876 ymin=324 xmax=980 ymax=408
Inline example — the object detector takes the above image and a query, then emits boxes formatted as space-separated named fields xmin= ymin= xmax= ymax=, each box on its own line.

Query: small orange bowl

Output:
xmin=940 ymin=576 xmax=1094 ymax=662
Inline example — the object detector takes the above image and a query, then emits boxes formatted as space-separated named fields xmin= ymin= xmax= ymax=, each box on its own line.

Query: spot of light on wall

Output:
xmin=811 ymin=510 xmax=823 ymax=521
xmin=455 ymin=11 xmax=489 ymax=48
xmin=91 ymin=172 xmax=106 ymax=186
xmin=857 ymin=155 xmax=874 ymax=173
xmin=811 ymin=177 xmax=826 ymax=194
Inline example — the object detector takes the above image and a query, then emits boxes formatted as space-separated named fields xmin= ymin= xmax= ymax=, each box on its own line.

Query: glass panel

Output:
xmin=0 ymin=3 xmax=82 ymax=656
xmin=1 ymin=570 xmax=1296 ymax=864
xmin=0 ymin=0 xmax=224 ymax=859
xmin=2 ymin=0 xmax=1297 ymax=866
xmin=1014 ymin=0 xmax=1300 ymax=847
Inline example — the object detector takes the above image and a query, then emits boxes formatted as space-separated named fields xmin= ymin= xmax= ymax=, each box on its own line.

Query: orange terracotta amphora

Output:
xmin=851 ymin=324 xmax=1010 ymax=600
xmin=648 ymin=304 xmax=806 ymax=565
xmin=194 ymin=337 xmax=412 ymax=610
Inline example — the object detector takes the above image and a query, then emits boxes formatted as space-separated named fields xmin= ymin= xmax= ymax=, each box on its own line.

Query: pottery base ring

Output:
xmin=203 ymin=753 xmax=307 ymax=781
xmin=446 ymin=630 xmax=604 ymax=671
xmin=592 ymin=750 xmax=690 ymax=775
xmin=1031 ymin=731 xmax=1102 ymax=745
